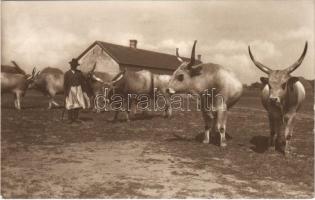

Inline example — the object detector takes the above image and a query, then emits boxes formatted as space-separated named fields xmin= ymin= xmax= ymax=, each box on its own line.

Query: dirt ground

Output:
xmin=1 ymin=89 xmax=314 ymax=198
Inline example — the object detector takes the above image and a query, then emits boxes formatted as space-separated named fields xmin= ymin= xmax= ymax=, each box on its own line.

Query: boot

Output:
xmin=73 ymin=108 xmax=81 ymax=123
xmin=68 ymin=110 xmax=74 ymax=123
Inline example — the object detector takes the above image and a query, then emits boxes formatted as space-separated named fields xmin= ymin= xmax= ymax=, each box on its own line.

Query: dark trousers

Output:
xmin=68 ymin=108 xmax=80 ymax=122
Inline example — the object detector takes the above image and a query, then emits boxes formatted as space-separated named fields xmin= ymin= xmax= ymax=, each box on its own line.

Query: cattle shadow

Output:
xmin=250 ymin=135 xmax=269 ymax=153
xmin=166 ymin=131 xmax=232 ymax=146
xmin=79 ymin=116 xmax=93 ymax=122
xmin=131 ymin=113 xmax=157 ymax=121
xmin=104 ymin=113 xmax=158 ymax=123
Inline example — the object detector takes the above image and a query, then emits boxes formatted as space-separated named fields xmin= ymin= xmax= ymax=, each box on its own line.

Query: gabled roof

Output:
xmin=77 ymin=41 xmax=201 ymax=71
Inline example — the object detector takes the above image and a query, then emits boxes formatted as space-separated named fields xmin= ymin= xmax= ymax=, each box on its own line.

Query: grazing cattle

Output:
xmin=28 ymin=67 xmax=64 ymax=109
xmin=167 ymin=41 xmax=243 ymax=147
xmin=105 ymin=70 xmax=172 ymax=121
xmin=1 ymin=67 xmax=39 ymax=109
xmin=248 ymin=42 xmax=307 ymax=154
xmin=29 ymin=64 xmax=105 ymax=109
xmin=1 ymin=61 xmax=27 ymax=74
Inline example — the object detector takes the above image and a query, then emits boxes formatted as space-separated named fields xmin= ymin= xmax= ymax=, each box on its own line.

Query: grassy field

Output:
xmin=1 ymin=88 xmax=314 ymax=198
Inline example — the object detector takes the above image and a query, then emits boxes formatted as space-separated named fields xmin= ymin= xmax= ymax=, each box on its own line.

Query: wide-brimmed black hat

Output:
xmin=69 ymin=58 xmax=80 ymax=66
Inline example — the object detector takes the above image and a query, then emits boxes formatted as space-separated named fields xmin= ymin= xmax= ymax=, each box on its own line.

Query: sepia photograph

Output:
xmin=1 ymin=0 xmax=314 ymax=198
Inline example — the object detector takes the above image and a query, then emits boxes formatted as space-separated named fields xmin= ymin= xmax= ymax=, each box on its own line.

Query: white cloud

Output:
xmin=2 ymin=1 xmax=313 ymax=83
xmin=209 ymin=53 xmax=260 ymax=84
xmin=2 ymin=15 xmax=83 ymax=72
xmin=211 ymin=40 xmax=247 ymax=51
xmin=249 ymin=40 xmax=281 ymax=60
xmin=275 ymin=26 xmax=313 ymax=41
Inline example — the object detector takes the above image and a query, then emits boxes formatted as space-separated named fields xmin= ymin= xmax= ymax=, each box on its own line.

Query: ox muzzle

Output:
xmin=166 ymin=88 xmax=176 ymax=94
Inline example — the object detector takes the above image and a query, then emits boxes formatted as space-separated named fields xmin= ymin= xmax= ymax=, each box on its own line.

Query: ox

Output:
xmin=29 ymin=64 xmax=106 ymax=109
xmin=167 ymin=41 xmax=243 ymax=147
xmin=1 ymin=67 xmax=39 ymax=109
xmin=105 ymin=70 xmax=172 ymax=121
xmin=248 ymin=42 xmax=307 ymax=154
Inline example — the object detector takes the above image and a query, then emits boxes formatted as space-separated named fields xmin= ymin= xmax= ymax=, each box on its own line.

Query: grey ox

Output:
xmin=104 ymin=69 xmax=172 ymax=121
xmin=248 ymin=42 xmax=308 ymax=154
xmin=167 ymin=41 xmax=243 ymax=147
xmin=1 ymin=61 xmax=39 ymax=109
xmin=29 ymin=64 xmax=106 ymax=109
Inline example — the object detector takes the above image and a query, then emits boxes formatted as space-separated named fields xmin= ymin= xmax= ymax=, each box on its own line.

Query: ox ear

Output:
xmin=287 ymin=77 xmax=299 ymax=90
xmin=189 ymin=64 xmax=203 ymax=77
xmin=35 ymin=70 xmax=41 ymax=77
xmin=260 ymin=77 xmax=269 ymax=85
xmin=90 ymin=62 xmax=97 ymax=73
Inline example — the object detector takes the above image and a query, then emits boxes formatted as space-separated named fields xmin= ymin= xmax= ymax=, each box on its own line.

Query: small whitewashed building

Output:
xmin=77 ymin=40 xmax=201 ymax=75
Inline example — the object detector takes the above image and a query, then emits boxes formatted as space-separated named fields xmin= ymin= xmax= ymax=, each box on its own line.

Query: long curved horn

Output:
xmin=27 ymin=67 xmax=36 ymax=80
xmin=35 ymin=70 xmax=41 ymax=77
xmin=32 ymin=67 xmax=36 ymax=76
xmin=176 ymin=48 xmax=184 ymax=62
xmin=111 ymin=69 xmax=126 ymax=82
xmin=286 ymin=41 xmax=308 ymax=74
xmin=187 ymin=40 xmax=197 ymax=68
xmin=90 ymin=62 xmax=97 ymax=73
xmin=248 ymin=46 xmax=272 ymax=74
xmin=11 ymin=60 xmax=26 ymax=75
xmin=11 ymin=60 xmax=20 ymax=68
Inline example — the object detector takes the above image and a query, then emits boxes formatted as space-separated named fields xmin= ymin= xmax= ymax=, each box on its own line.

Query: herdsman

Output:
xmin=64 ymin=58 xmax=89 ymax=123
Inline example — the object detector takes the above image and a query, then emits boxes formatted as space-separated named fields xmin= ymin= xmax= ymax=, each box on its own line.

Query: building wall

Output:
xmin=120 ymin=64 xmax=174 ymax=75
xmin=78 ymin=44 xmax=120 ymax=75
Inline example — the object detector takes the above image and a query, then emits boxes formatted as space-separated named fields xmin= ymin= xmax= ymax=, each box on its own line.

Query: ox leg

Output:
xmin=48 ymin=98 xmax=54 ymax=109
xmin=164 ymin=95 xmax=172 ymax=118
xmin=52 ymin=100 xmax=60 ymax=107
xmin=125 ymin=97 xmax=132 ymax=122
xmin=125 ymin=110 xmax=130 ymax=122
xmin=15 ymin=93 xmax=22 ymax=110
xmin=202 ymin=111 xmax=214 ymax=144
xmin=274 ymin=116 xmax=285 ymax=153
xmin=113 ymin=111 xmax=119 ymax=121
xmin=165 ymin=105 xmax=172 ymax=118
xmin=268 ymin=114 xmax=276 ymax=147
xmin=283 ymin=113 xmax=296 ymax=154
xmin=14 ymin=94 xmax=18 ymax=109
xmin=48 ymin=99 xmax=60 ymax=109
xmin=216 ymin=109 xmax=228 ymax=147
xmin=48 ymin=92 xmax=60 ymax=109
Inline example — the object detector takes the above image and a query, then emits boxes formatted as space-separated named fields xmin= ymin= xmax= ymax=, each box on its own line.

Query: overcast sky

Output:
xmin=2 ymin=0 xmax=314 ymax=84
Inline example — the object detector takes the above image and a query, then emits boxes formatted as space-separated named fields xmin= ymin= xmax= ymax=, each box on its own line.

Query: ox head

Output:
xmin=167 ymin=40 xmax=203 ymax=94
xmin=99 ymin=69 xmax=127 ymax=101
xmin=248 ymin=42 xmax=308 ymax=107
xmin=27 ymin=67 xmax=40 ymax=81
xmin=27 ymin=67 xmax=41 ymax=88
xmin=105 ymin=69 xmax=126 ymax=91
xmin=85 ymin=63 xmax=104 ymax=83
xmin=83 ymin=62 xmax=106 ymax=97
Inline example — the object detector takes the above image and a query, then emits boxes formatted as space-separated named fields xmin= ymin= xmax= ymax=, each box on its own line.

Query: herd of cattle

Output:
xmin=1 ymin=40 xmax=308 ymax=154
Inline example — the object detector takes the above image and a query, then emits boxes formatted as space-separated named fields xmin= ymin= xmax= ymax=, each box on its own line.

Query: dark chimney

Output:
xmin=129 ymin=40 xmax=137 ymax=48
xmin=197 ymin=54 xmax=202 ymax=61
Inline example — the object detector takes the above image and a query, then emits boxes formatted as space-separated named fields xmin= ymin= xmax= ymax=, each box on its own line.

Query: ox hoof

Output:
xmin=275 ymin=142 xmax=286 ymax=154
xmin=202 ymin=139 xmax=209 ymax=144
xmin=220 ymin=142 xmax=227 ymax=147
